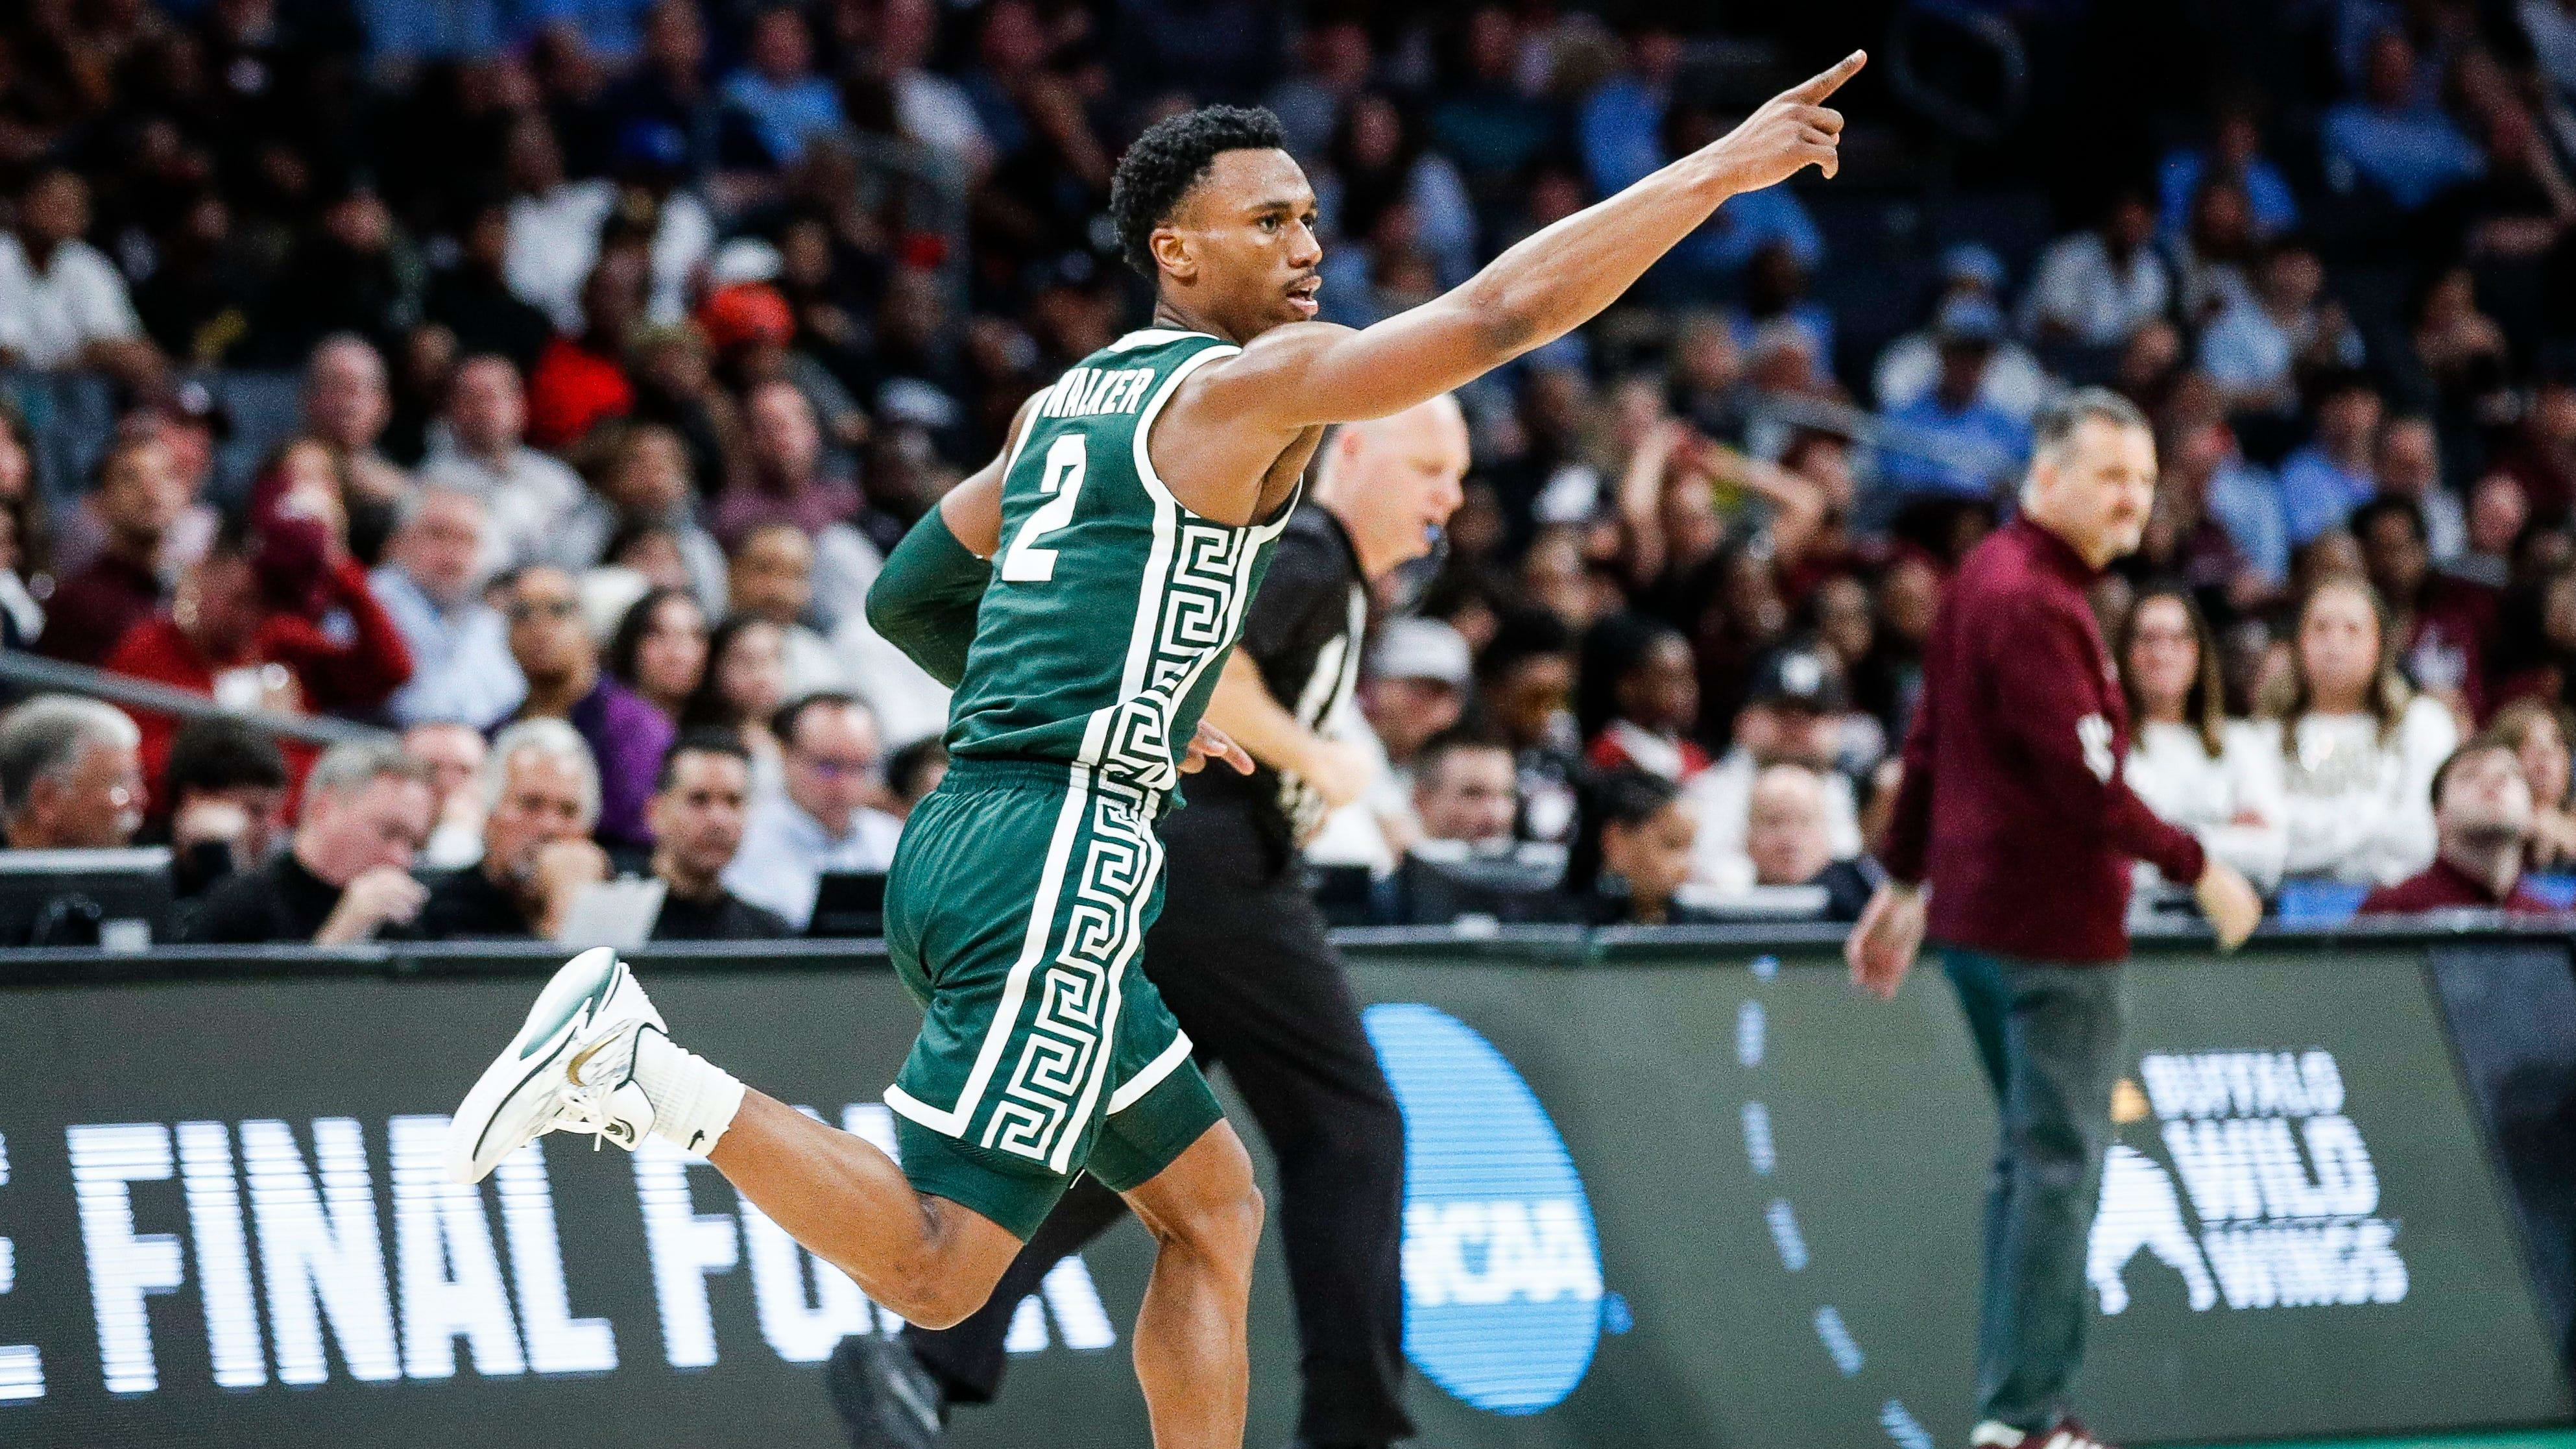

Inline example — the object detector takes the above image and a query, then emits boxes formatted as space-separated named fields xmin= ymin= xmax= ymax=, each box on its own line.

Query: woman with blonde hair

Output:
xmin=2257 ymin=574 xmax=2457 ymax=883
xmin=2116 ymin=587 xmax=2286 ymax=886
xmin=2485 ymin=696 xmax=2576 ymax=867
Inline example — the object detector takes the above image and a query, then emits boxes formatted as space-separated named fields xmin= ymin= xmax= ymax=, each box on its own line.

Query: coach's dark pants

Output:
xmin=902 ymin=801 xmax=1416 ymax=1447
xmin=1943 ymin=949 xmax=2126 ymax=1433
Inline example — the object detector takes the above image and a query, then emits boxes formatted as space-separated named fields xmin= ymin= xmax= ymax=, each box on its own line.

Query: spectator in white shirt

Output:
xmin=2258 ymin=574 xmax=2458 ymax=884
xmin=0 ymin=167 xmax=159 ymax=387
xmin=559 ymin=420 xmax=728 ymax=610
xmin=1873 ymin=243 xmax=2056 ymax=423
xmin=501 ymin=112 xmax=714 ymax=334
xmin=871 ymin=0 xmax=993 ymax=181
xmin=418 ymin=354 xmax=588 ymax=575
xmin=1684 ymin=643 xmax=1866 ymax=891
xmin=727 ymin=522 xmax=852 ymax=697
xmin=721 ymin=691 xmax=903 ymax=929
xmin=2115 ymin=587 xmax=2287 ymax=887
xmin=2020 ymin=191 xmax=2171 ymax=349
xmin=372 ymin=483 xmax=527 ymax=729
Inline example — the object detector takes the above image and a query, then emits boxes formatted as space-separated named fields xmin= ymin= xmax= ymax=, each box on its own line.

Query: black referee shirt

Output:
xmin=1183 ymin=504 xmax=1367 ymax=877
xmin=178 ymin=851 xmax=346 ymax=944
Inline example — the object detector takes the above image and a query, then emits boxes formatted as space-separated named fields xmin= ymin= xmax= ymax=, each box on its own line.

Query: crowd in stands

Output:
xmin=7 ymin=0 xmax=2576 ymax=943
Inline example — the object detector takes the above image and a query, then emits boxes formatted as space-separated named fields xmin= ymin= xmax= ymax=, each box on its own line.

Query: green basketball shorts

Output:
xmin=878 ymin=757 xmax=1225 ymax=1239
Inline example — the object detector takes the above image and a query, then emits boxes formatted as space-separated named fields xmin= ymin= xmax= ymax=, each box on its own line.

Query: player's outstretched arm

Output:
xmin=1210 ymin=51 xmax=1861 ymax=430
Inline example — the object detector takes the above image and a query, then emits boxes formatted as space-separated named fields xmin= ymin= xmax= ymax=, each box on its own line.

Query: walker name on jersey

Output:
xmin=1040 ymin=367 xmax=1157 ymax=419
xmin=2087 ymin=1049 xmax=2409 ymax=1318
xmin=0 ymin=1106 xmax=1114 ymax=1404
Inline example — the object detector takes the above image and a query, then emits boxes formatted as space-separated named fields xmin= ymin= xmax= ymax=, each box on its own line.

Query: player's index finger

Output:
xmin=1787 ymin=49 xmax=1868 ymax=103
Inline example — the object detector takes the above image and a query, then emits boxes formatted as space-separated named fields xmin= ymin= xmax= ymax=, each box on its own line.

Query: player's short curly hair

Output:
xmin=1108 ymin=104 xmax=1287 ymax=279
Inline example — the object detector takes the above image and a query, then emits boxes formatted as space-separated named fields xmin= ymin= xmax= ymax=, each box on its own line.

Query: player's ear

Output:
xmin=1150 ymin=225 xmax=1196 ymax=283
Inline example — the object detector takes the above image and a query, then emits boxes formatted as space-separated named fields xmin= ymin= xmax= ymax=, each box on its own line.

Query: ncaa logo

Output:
xmin=1364 ymin=1004 xmax=1604 ymax=1415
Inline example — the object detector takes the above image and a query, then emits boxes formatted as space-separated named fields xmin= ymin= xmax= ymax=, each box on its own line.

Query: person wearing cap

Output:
xmin=1361 ymin=616 xmax=1475 ymax=852
xmin=1851 ymin=390 xmax=2261 ymax=1449
xmin=1877 ymin=295 xmax=2036 ymax=499
xmin=1873 ymin=244 xmax=2054 ymax=423
xmin=1682 ymin=640 xmax=1866 ymax=892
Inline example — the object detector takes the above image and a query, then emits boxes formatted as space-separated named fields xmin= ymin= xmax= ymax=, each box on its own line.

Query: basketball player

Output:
xmin=446 ymin=52 xmax=1864 ymax=1449
xmin=828 ymin=398 xmax=1467 ymax=1449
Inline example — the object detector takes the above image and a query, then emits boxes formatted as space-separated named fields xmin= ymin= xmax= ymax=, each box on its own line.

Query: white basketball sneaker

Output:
xmin=445 ymin=946 xmax=669 ymax=1184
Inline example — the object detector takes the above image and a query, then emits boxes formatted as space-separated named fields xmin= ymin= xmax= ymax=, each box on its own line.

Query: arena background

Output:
xmin=0 ymin=926 xmax=2567 ymax=1448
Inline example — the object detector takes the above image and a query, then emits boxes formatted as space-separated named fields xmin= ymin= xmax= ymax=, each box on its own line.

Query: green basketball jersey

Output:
xmin=945 ymin=328 xmax=1299 ymax=794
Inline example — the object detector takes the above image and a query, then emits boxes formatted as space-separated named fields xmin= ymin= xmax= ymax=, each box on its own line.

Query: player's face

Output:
xmin=1163 ymin=149 xmax=1323 ymax=339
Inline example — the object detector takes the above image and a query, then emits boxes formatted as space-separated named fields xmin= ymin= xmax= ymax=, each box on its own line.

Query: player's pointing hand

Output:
xmin=1704 ymin=49 xmax=1866 ymax=191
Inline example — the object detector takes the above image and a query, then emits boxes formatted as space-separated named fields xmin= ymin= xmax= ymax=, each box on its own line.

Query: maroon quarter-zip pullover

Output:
xmin=1881 ymin=515 xmax=2206 ymax=964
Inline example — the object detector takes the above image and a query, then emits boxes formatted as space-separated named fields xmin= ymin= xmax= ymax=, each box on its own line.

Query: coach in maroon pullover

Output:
xmin=1848 ymin=391 xmax=2259 ymax=1449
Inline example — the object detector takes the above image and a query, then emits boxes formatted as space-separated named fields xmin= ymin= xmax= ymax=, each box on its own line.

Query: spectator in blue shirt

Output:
xmin=719 ymin=5 xmax=845 ymax=169
xmin=2197 ymin=239 xmax=2365 ymax=416
xmin=1578 ymin=25 xmax=1685 ymax=197
xmin=2322 ymin=30 xmax=2486 ymax=211
xmin=1876 ymin=298 xmax=2034 ymax=499
xmin=2278 ymin=372 xmax=2387 ymax=546
xmin=372 ymin=483 xmax=527 ymax=730
xmin=2158 ymin=104 xmax=2300 ymax=241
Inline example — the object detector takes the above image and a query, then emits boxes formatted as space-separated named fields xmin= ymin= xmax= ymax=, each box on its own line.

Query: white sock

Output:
xmin=631 ymin=1029 xmax=745 ymax=1156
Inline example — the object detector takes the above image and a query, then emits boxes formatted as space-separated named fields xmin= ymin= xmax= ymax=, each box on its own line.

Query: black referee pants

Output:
xmin=902 ymin=800 xmax=1416 ymax=1447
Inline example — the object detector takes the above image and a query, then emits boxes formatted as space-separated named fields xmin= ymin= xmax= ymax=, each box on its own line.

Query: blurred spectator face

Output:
xmin=484 ymin=746 xmax=591 ymax=883
xmin=2029 ymin=416 xmax=2156 ymax=568
xmin=2258 ymin=247 xmax=2324 ymax=313
xmin=2364 ymin=30 xmax=2414 ymax=109
xmin=783 ymin=700 xmax=881 ymax=834
xmin=99 ymin=440 xmax=189 ymax=552
xmin=2297 ymin=581 xmax=2383 ymax=709
xmin=748 ymin=382 xmax=822 ymax=487
xmin=178 ymin=773 xmax=289 ymax=864
xmin=1672 ymin=316 xmax=1740 ymax=394
xmin=729 ymin=525 xmax=814 ymax=623
xmin=505 ymin=114 xmax=568 ymax=196
xmin=651 ymin=748 xmax=751 ymax=890
xmin=1814 ymin=576 xmax=1874 ymax=666
xmin=2532 ymin=382 xmax=2576 ymax=446
xmin=751 ymin=3 xmax=814 ymax=79
xmin=403 ymin=722 xmax=487 ymax=814
xmin=632 ymin=593 xmax=708 ymax=706
xmin=1364 ymin=676 xmax=1465 ymax=764
xmin=1414 ymin=744 xmax=1516 ymax=844
xmin=448 ymin=357 xmax=527 ymax=456
xmin=2437 ymin=745 xmax=2533 ymax=849
xmin=182 ymin=548 xmax=267 ymax=656
xmin=614 ymin=528 xmax=693 ymax=590
xmin=1487 ymin=653 xmax=1574 ymax=750
xmin=2125 ymin=593 xmax=2200 ymax=720
xmin=392 ymin=488 xmax=486 ymax=604
xmin=607 ymin=426 xmax=692 ymax=513
xmin=18 ymin=171 xmax=88 ymax=250
xmin=1735 ymin=700 xmax=1836 ymax=770
xmin=2215 ymin=110 xmax=2263 ymax=169
xmin=877 ymin=0 xmax=937 ymax=69
xmin=978 ymin=0 xmax=1045 ymax=75
xmin=581 ymin=247 xmax=649 ymax=341
xmin=2294 ymin=529 xmax=2366 ymax=596
xmin=12 ymin=729 xmax=145 ymax=849
xmin=463 ymin=203 xmax=512 ymax=274
xmin=2359 ymin=507 xmax=2429 ymax=605
xmin=2107 ymin=193 xmax=2154 ymax=254
xmin=1603 ymin=796 xmax=1696 ymax=907
xmin=300 ymin=770 xmax=433 ymax=887
xmin=505 ymin=566 xmax=595 ymax=683
xmin=2115 ymin=320 xmax=2184 ymax=400
xmin=714 ymin=620 xmax=788 ymax=723
xmin=2503 ymin=708 xmax=2573 ymax=810
xmin=1617 ymin=633 xmax=1699 ymax=733
xmin=2376 ymin=418 xmax=2440 ymax=498
xmin=306 ymin=337 xmax=391 ymax=452
xmin=1465 ymin=6 xmax=1516 ymax=83
xmin=2190 ymin=180 xmax=2252 ymax=253
xmin=1520 ymin=529 xmax=1591 ymax=626
xmin=154 ymin=409 xmax=219 ymax=498
xmin=1744 ymin=763 xmax=1833 ymax=886
xmin=1345 ymin=95 xmax=1403 ymax=171
xmin=2315 ymin=385 xmax=2381 ymax=453
xmin=2468 ymin=473 xmax=2528 ymax=557
xmin=1878 ymin=555 xmax=1941 ymax=645
xmin=2546 ymin=572 xmax=2576 ymax=653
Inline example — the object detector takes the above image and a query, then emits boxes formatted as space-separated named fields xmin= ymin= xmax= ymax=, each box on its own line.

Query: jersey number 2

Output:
xmin=1000 ymin=434 xmax=1088 ymax=583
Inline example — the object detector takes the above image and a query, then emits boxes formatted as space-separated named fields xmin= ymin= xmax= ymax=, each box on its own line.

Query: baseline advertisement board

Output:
xmin=0 ymin=940 xmax=2560 ymax=1446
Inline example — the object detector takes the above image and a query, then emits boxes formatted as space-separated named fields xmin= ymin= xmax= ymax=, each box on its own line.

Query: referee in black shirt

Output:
xmin=180 ymin=739 xmax=437 ymax=945
xmin=832 ymin=396 xmax=1469 ymax=1449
